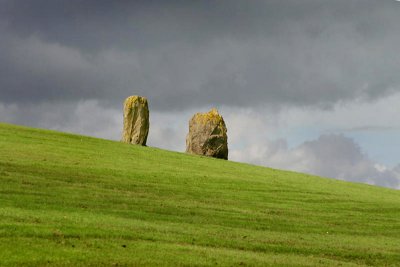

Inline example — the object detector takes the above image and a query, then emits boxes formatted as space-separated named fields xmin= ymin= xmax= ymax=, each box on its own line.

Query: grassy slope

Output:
xmin=0 ymin=122 xmax=399 ymax=267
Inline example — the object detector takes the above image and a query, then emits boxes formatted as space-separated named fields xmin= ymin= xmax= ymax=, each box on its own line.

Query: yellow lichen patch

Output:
xmin=124 ymin=95 xmax=148 ymax=108
xmin=195 ymin=108 xmax=224 ymax=125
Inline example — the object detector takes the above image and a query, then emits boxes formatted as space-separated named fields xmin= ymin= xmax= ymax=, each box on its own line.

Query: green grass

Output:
xmin=0 ymin=122 xmax=399 ymax=266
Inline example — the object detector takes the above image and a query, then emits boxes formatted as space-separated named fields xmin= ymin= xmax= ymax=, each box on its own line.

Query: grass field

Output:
xmin=0 ymin=122 xmax=399 ymax=266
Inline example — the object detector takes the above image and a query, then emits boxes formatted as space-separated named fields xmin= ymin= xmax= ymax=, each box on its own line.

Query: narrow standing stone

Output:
xmin=122 ymin=95 xmax=149 ymax=146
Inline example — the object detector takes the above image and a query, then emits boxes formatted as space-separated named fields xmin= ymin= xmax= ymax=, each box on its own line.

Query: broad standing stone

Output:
xmin=122 ymin=96 xmax=149 ymax=146
xmin=186 ymin=108 xmax=228 ymax=159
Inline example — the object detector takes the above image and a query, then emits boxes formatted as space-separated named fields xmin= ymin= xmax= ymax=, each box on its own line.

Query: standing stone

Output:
xmin=122 ymin=95 xmax=149 ymax=146
xmin=186 ymin=108 xmax=228 ymax=160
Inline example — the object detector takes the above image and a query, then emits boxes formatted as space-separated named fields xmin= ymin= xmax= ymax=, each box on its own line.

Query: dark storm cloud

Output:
xmin=1 ymin=0 xmax=400 ymax=110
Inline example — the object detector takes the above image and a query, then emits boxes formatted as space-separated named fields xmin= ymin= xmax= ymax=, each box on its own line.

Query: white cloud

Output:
xmin=147 ymin=110 xmax=190 ymax=152
xmin=229 ymin=133 xmax=400 ymax=189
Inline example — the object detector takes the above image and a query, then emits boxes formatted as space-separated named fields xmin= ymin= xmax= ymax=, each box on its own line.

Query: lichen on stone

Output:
xmin=186 ymin=108 xmax=228 ymax=160
xmin=122 ymin=95 xmax=149 ymax=146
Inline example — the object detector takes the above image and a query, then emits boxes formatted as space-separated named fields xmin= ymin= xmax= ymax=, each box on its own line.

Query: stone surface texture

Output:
xmin=186 ymin=108 xmax=228 ymax=160
xmin=122 ymin=95 xmax=149 ymax=146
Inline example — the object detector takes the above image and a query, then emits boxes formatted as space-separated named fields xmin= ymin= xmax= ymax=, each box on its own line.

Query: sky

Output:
xmin=1 ymin=0 xmax=400 ymax=189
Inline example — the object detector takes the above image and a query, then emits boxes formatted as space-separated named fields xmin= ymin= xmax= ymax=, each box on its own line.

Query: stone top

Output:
xmin=124 ymin=95 xmax=148 ymax=107
xmin=192 ymin=108 xmax=226 ymax=128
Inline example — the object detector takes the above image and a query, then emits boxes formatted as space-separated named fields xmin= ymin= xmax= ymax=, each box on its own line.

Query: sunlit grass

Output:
xmin=0 ymin=122 xmax=399 ymax=266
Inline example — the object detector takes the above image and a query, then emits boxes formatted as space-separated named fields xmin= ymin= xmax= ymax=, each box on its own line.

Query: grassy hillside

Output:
xmin=0 ymin=122 xmax=399 ymax=266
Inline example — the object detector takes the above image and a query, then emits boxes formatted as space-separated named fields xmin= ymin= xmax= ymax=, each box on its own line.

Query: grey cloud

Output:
xmin=0 ymin=1 xmax=394 ymax=50
xmin=339 ymin=126 xmax=400 ymax=132
xmin=1 ymin=1 xmax=400 ymax=111
xmin=296 ymin=135 xmax=400 ymax=188
xmin=0 ymin=100 xmax=122 ymax=140
xmin=230 ymin=134 xmax=400 ymax=189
